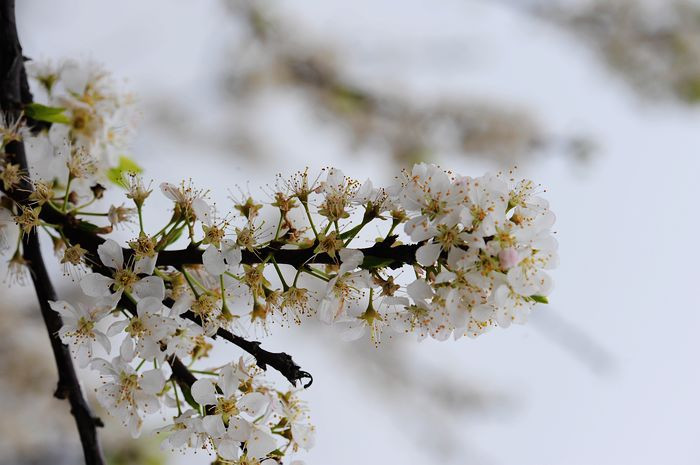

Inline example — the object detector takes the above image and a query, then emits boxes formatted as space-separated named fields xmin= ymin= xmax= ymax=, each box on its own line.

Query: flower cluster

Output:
xmin=52 ymin=162 xmax=556 ymax=347
xmin=51 ymin=257 xmax=315 ymax=462
xmin=27 ymin=58 xmax=136 ymax=169
xmin=0 ymin=58 xmax=558 ymax=464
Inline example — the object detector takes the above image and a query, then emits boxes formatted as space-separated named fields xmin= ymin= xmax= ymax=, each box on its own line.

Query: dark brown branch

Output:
xmin=0 ymin=1 xmax=106 ymax=464
xmin=2 ymin=186 xmax=416 ymax=390
xmin=119 ymin=292 xmax=313 ymax=388
xmin=167 ymin=354 xmax=198 ymax=387
xmin=182 ymin=309 xmax=313 ymax=388
xmin=11 ymin=200 xmax=420 ymax=271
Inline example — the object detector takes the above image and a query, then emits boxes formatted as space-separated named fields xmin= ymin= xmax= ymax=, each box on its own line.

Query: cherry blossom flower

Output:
xmin=80 ymin=239 xmax=157 ymax=299
xmin=91 ymin=356 xmax=166 ymax=437
xmin=50 ymin=296 xmax=117 ymax=367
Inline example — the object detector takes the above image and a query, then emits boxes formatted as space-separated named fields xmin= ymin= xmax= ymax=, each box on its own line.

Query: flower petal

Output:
xmin=80 ymin=273 xmax=114 ymax=297
xmin=202 ymin=245 xmax=226 ymax=276
xmin=416 ymin=242 xmax=441 ymax=267
xmin=237 ymin=392 xmax=268 ymax=417
xmin=245 ymin=426 xmax=277 ymax=460
xmin=132 ymin=276 xmax=165 ymax=301
xmin=134 ymin=254 xmax=157 ymax=275
xmin=191 ymin=378 xmax=217 ymax=406
xmin=97 ymin=239 xmax=123 ymax=269
xmin=141 ymin=368 xmax=166 ymax=395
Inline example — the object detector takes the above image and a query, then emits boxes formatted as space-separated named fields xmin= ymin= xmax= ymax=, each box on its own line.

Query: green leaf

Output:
xmin=107 ymin=155 xmax=143 ymax=187
xmin=77 ymin=220 xmax=101 ymax=233
xmin=179 ymin=385 xmax=200 ymax=412
xmin=361 ymin=255 xmax=395 ymax=269
xmin=24 ymin=103 xmax=71 ymax=124
xmin=162 ymin=226 xmax=184 ymax=248
xmin=530 ymin=295 xmax=549 ymax=304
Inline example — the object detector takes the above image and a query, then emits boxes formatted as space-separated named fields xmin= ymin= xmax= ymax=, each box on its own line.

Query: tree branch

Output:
xmin=0 ymin=1 xmax=105 ymax=464
xmin=182 ymin=309 xmax=313 ymax=387
xmin=119 ymin=293 xmax=313 ymax=388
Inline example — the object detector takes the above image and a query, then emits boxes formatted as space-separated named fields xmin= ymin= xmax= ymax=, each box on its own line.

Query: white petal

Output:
xmin=120 ymin=336 xmax=135 ymax=361
xmin=128 ymin=413 xmax=143 ymax=438
xmin=171 ymin=294 xmax=193 ymax=316
xmin=191 ymin=378 xmax=217 ymax=406
xmin=245 ymin=427 xmax=277 ymax=460
xmin=223 ymin=243 xmax=242 ymax=268
xmin=137 ymin=296 xmax=164 ymax=316
xmin=291 ymin=424 xmax=315 ymax=450
xmin=404 ymin=216 xmax=435 ymax=242
xmin=237 ymin=392 xmax=268 ymax=417
xmin=203 ymin=245 xmax=226 ymax=276
xmin=407 ymin=279 xmax=433 ymax=303
xmin=219 ymin=364 xmax=241 ymax=399
xmin=75 ymin=343 xmax=91 ymax=368
xmin=416 ymin=242 xmax=441 ymax=267
xmin=141 ymin=368 xmax=166 ymax=395
xmin=97 ymin=239 xmax=123 ymax=269
xmin=217 ymin=438 xmax=240 ymax=461
xmin=107 ymin=319 xmax=129 ymax=336
xmin=134 ymin=254 xmax=157 ymax=275
xmin=80 ymin=273 xmax=114 ymax=297
xmin=132 ymin=276 xmax=165 ymax=301
xmin=226 ymin=417 xmax=252 ymax=441
xmin=49 ymin=300 xmax=77 ymax=320
xmin=95 ymin=331 xmax=111 ymax=354
xmin=338 ymin=248 xmax=363 ymax=274
xmin=340 ymin=323 xmax=366 ymax=341
xmin=202 ymin=414 xmax=226 ymax=437
xmin=160 ymin=182 xmax=180 ymax=201
xmin=472 ymin=304 xmax=493 ymax=323
xmin=192 ymin=198 xmax=213 ymax=226
xmin=317 ymin=296 xmax=339 ymax=324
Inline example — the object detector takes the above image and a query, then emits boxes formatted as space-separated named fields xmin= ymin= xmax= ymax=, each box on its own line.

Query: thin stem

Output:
xmin=385 ymin=218 xmax=400 ymax=239
xmin=70 ymin=195 xmax=98 ymax=213
xmin=76 ymin=211 xmax=109 ymax=217
xmin=302 ymin=201 xmax=318 ymax=239
xmin=302 ymin=266 xmax=331 ymax=282
xmin=343 ymin=217 xmax=371 ymax=247
xmin=189 ymin=369 xmax=218 ymax=376
xmin=273 ymin=211 xmax=283 ymax=241
xmin=137 ymin=205 xmax=144 ymax=234
xmin=171 ymin=379 xmax=182 ymax=416
xmin=62 ymin=175 xmax=73 ymax=213
xmin=271 ymin=257 xmax=289 ymax=291
xmin=220 ymin=274 xmax=230 ymax=314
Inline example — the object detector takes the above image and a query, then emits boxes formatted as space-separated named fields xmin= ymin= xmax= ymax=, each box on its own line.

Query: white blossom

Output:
xmin=80 ymin=239 xmax=157 ymax=299
xmin=91 ymin=357 xmax=166 ymax=437
xmin=50 ymin=296 xmax=117 ymax=367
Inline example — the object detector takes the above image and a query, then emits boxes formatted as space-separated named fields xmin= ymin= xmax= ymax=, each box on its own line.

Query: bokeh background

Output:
xmin=3 ymin=0 xmax=700 ymax=464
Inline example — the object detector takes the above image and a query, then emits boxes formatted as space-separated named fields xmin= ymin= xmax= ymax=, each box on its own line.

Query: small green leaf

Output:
xmin=361 ymin=255 xmax=395 ymax=269
xmin=25 ymin=102 xmax=71 ymax=124
xmin=107 ymin=155 xmax=143 ymax=187
xmin=77 ymin=220 xmax=101 ymax=232
xmin=530 ymin=295 xmax=549 ymax=304
xmin=179 ymin=385 xmax=200 ymax=411
xmin=162 ymin=226 xmax=184 ymax=248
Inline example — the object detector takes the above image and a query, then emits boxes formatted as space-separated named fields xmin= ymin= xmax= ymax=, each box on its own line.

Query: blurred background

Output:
xmin=3 ymin=0 xmax=700 ymax=463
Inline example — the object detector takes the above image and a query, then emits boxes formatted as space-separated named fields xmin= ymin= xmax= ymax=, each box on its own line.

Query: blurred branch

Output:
xmin=494 ymin=0 xmax=700 ymax=104
xmin=185 ymin=0 xmax=590 ymax=167
xmin=0 ymin=1 xmax=105 ymax=464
